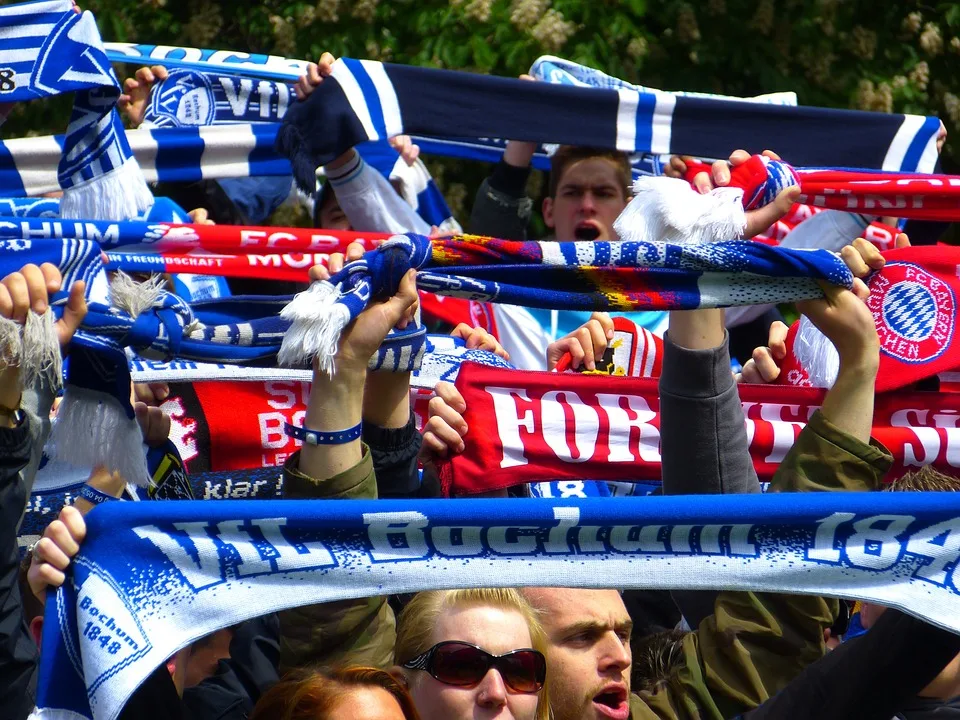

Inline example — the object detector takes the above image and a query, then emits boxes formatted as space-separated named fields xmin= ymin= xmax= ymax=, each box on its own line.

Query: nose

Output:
xmin=475 ymin=668 xmax=508 ymax=708
xmin=579 ymin=192 xmax=597 ymax=213
xmin=598 ymin=632 xmax=631 ymax=675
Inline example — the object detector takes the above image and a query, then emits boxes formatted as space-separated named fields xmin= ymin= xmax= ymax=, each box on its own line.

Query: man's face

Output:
xmin=543 ymin=158 xmax=628 ymax=242
xmin=523 ymin=588 xmax=632 ymax=720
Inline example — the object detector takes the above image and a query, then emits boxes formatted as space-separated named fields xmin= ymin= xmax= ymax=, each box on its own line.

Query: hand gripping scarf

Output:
xmin=0 ymin=0 xmax=152 ymax=219
xmin=277 ymin=233 xmax=852 ymax=374
xmin=31 ymin=493 xmax=960 ymax=720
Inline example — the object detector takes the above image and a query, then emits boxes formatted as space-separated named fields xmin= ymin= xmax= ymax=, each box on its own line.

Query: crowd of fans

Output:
xmin=1 ymin=47 xmax=959 ymax=720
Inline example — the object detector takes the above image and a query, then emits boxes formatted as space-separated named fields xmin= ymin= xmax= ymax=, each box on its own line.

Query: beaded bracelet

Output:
xmin=284 ymin=421 xmax=363 ymax=445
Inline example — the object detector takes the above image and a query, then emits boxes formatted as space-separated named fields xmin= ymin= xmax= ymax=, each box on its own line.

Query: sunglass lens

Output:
xmin=499 ymin=651 xmax=546 ymax=693
xmin=432 ymin=644 xmax=490 ymax=687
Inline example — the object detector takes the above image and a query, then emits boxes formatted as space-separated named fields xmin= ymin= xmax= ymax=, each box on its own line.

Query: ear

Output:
xmin=30 ymin=616 xmax=43 ymax=647
xmin=542 ymin=196 xmax=555 ymax=229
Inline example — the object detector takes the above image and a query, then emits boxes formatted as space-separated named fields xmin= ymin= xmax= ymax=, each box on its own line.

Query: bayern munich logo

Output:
xmin=867 ymin=262 xmax=955 ymax=364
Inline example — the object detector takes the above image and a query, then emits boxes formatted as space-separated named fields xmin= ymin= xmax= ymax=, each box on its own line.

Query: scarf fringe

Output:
xmin=110 ymin=271 xmax=165 ymax=319
xmin=20 ymin=310 xmax=62 ymax=390
xmin=0 ymin=316 xmax=22 ymax=369
xmin=46 ymin=386 xmax=151 ymax=488
xmin=59 ymin=157 xmax=154 ymax=222
xmin=614 ymin=176 xmax=746 ymax=244
xmin=277 ymin=280 xmax=351 ymax=375
xmin=793 ymin=315 xmax=839 ymax=389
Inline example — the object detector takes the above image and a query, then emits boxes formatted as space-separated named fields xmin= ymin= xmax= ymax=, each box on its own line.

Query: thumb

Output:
xmin=381 ymin=269 xmax=418 ymax=325
xmin=895 ymin=232 xmax=912 ymax=249
xmin=744 ymin=185 xmax=800 ymax=238
xmin=56 ymin=281 xmax=87 ymax=346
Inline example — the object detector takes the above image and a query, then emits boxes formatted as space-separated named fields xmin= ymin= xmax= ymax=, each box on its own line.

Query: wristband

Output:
xmin=78 ymin=484 xmax=118 ymax=506
xmin=284 ymin=421 xmax=363 ymax=445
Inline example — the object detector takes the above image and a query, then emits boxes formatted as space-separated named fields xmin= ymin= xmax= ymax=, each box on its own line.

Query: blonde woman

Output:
xmin=395 ymin=588 xmax=551 ymax=720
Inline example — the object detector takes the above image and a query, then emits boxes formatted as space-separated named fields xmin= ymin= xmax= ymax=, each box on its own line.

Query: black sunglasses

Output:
xmin=402 ymin=640 xmax=546 ymax=693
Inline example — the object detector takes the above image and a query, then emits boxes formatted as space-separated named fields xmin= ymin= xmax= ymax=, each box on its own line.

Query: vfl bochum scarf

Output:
xmin=33 ymin=494 xmax=960 ymax=719
xmin=443 ymin=362 xmax=960 ymax=495
xmin=277 ymin=57 xmax=943 ymax=187
xmin=278 ymin=232 xmax=853 ymax=374
xmin=0 ymin=0 xmax=152 ymax=219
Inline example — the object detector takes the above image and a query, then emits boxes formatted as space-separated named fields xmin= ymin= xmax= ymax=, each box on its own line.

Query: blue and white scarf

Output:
xmin=279 ymin=233 xmax=853 ymax=373
xmin=32 ymin=492 xmax=960 ymax=720
xmin=0 ymin=196 xmax=188 ymax=221
xmin=277 ymin=57 xmax=943 ymax=194
xmin=0 ymin=0 xmax=152 ymax=219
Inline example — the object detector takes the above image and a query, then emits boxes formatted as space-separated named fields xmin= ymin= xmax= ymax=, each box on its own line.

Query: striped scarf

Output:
xmin=0 ymin=0 xmax=152 ymax=219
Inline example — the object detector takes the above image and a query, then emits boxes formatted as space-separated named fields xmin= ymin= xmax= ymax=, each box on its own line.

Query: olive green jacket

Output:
xmin=631 ymin=410 xmax=892 ymax=719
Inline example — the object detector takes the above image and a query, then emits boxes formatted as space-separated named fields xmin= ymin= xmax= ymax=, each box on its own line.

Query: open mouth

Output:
xmin=574 ymin=224 xmax=602 ymax=241
xmin=593 ymin=686 xmax=629 ymax=719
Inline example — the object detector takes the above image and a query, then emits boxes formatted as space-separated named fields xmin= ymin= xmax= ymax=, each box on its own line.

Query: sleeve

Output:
xmin=768 ymin=410 xmax=893 ymax=494
xmin=741 ymin=610 xmax=960 ymax=720
xmin=659 ymin=330 xmax=760 ymax=497
xmin=277 ymin=447 xmax=397 ymax=672
xmin=467 ymin=160 xmax=533 ymax=241
xmin=326 ymin=152 xmax=432 ymax=235
xmin=659 ymin=330 xmax=760 ymax=629
xmin=181 ymin=614 xmax=280 ymax=720
xmin=492 ymin=304 xmax=552 ymax=371
xmin=363 ymin=415 xmax=427 ymax=499
xmin=0 ymin=413 xmax=40 ymax=720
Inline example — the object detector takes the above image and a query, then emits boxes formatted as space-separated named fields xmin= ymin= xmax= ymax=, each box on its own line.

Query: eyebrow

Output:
xmin=560 ymin=618 xmax=634 ymax=638
xmin=559 ymin=182 xmax=619 ymax=192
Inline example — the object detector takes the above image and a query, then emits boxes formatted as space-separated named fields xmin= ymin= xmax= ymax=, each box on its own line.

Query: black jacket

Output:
xmin=0 ymin=412 xmax=40 ymax=720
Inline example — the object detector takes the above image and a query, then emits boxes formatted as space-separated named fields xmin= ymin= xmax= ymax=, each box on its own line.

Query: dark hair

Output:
xmin=630 ymin=629 xmax=688 ymax=693
xmin=313 ymin=181 xmax=337 ymax=228
xmin=548 ymin=146 xmax=632 ymax=199
xmin=885 ymin=465 xmax=960 ymax=493
xmin=249 ymin=666 xmax=421 ymax=720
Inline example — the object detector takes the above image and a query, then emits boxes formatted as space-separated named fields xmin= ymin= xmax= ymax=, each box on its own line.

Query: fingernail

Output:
xmin=606 ymin=329 xmax=614 ymax=339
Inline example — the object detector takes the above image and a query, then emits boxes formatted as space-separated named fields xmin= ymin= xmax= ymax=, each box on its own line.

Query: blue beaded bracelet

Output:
xmin=284 ymin=421 xmax=363 ymax=445
xmin=79 ymin=484 xmax=117 ymax=505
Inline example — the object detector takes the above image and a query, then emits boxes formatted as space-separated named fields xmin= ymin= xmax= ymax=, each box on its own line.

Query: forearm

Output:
xmin=362 ymin=372 xmax=411 ymax=429
xmin=819 ymin=361 xmax=878 ymax=445
xmin=666 ymin=309 xmax=726 ymax=351
xmin=298 ymin=366 xmax=365 ymax=480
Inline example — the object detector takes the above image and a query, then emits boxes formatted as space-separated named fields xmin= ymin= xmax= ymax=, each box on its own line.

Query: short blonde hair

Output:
xmin=395 ymin=588 xmax=551 ymax=720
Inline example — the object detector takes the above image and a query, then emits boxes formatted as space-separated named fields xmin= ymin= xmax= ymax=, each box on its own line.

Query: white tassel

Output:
xmin=59 ymin=157 xmax=154 ymax=222
xmin=46 ymin=387 xmax=152 ymax=488
xmin=110 ymin=271 xmax=165 ymax=319
xmin=0 ymin=315 xmax=21 ymax=368
xmin=614 ymin=176 xmax=747 ymax=244
xmin=793 ymin=315 xmax=840 ymax=389
xmin=277 ymin=280 xmax=352 ymax=375
xmin=20 ymin=310 xmax=61 ymax=390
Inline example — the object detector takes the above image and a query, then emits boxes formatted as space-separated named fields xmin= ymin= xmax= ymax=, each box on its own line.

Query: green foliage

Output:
xmin=6 ymin=0 xmax=960 ymax=222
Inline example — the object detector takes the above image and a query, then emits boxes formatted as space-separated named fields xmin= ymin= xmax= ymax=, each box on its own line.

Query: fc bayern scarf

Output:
xmin=0 ymin=0 xmax=152 ymax=219
xmin=277 ymin=57 xmax=943 ymax=190
xmin=278 ymin=232 xmax=853 ymax=374
xmin=442 ymin=362 xmax=960 ymax=495
xmin=774 ymin=246 xmax=960 ymax=393
xmin=33 ymin=493 xmax=960 ymax=720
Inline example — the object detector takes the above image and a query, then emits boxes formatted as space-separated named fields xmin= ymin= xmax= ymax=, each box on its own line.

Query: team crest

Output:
xmin=147 ymin=68 xmax=215 ymax=127
xmin=867 ymin=261 xmax=955 ymax=364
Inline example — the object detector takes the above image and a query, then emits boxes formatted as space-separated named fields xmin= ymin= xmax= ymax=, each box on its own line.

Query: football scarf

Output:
xmin=277 ymin=58 xmax=943 ymax=192
xmin=775 ymin=246 xmax=960 ymax=393
xmin=442 ymin=363 xmax=960 ymax=495
xmin=0 ymin=0 xmax=152 ymax=219
xmin=277 ymin=232 xmax=853 ymax=374
xmin=0 ymin=196 xmax=189 ymax=221
xmin=32 ymin=493 xmax=960 ymax=720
